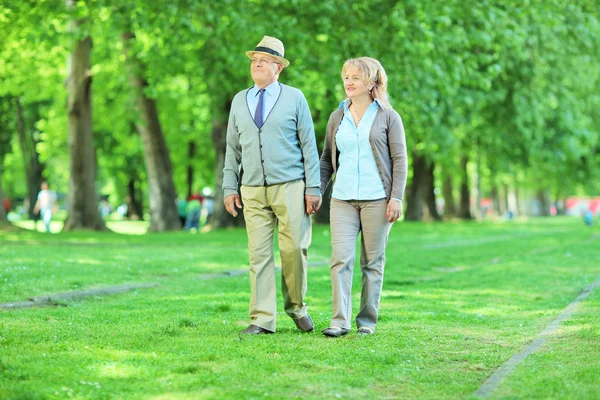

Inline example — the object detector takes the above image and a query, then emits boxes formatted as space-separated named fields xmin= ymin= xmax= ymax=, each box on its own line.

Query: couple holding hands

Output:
xmin=222 ymin=36 xmax=407 ymax=337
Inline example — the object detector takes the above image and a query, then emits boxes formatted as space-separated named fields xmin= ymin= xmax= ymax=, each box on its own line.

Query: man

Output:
xmin=184 ymin=196 xmax=202 ymax=232
xmin=33 ymin=181 xmax=57 ymax=233
xmin=223 ymin=36 xmax=322 ymax=335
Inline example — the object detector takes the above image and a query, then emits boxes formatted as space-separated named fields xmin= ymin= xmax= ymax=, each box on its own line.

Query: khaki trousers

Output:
xmin=329 ymin=198 xmax=392 ymax=331
xmin=240 ymin=180 xmax=311 ymax=332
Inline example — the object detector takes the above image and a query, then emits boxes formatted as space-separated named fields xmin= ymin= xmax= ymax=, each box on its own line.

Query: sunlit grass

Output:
xmin=0 ymin=217 xmax=598 ymax=399
xmin=11 ymin=218 xmax=151 ymax=235
xmin=11 ymin=219 xmax=64 ymax=233
xmin=105 ymin=220 xmax=149 ymax=235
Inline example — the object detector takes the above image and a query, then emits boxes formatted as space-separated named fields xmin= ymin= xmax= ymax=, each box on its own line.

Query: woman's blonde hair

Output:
xmin=341 ymin=57 xmax=391 ymax=109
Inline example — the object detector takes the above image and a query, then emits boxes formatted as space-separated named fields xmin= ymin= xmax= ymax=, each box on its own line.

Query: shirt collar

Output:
xmin=338 ymin=98 xmax=381 ymax=111
xmin=252 ymin=81 xmax=280 ymax=97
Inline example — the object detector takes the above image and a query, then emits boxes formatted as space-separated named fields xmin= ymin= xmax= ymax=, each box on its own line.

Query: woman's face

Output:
xmin=343 ymin=66 xmax=371 ymax=100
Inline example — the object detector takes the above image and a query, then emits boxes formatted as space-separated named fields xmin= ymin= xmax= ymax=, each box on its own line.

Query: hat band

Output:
xmin=254 ymin=46 xmax=283 ymax=58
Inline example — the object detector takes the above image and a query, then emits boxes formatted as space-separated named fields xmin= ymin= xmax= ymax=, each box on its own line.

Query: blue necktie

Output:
xmin=254 ymin=89 xmax=265 ymax=128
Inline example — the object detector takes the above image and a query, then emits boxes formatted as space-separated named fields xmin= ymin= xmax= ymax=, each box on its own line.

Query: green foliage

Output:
xmin=0 ymin=97 xmax=15 ymax=158
xmin=1 ymin=0 xmax=599 ymax=208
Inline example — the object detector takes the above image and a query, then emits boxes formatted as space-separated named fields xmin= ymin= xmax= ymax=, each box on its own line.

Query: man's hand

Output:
xmin=224 ymin=194 xmax=242 ymax=217
xmin=386 ymin=199 xmax=402 ymax=223
xmin=305 ymin=195 xmax=322 ymax=215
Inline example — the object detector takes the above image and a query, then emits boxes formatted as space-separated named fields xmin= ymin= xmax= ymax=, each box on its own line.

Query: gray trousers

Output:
xmin=329 ymin=198 xmax=392 ymax=331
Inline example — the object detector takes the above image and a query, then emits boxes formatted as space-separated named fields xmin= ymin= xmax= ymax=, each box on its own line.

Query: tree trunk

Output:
xmin=458 ymin=155 xmax=472 ymax=219
xmin=15 ymin=98 xmax=42 ymax=219
xmin=405 ymin=150 xmax=426 ymax=221
xmin=556 ymin=196 xmax=566 ymax=215
xmin=121 ymin=31 xmax=180 ymax=232
xmin=126 ymin=177 xmax=143 ymax=220
xmin=0 ymin=161 xmax=7 ymax=223
xmin=62 ymin=5 xmax=106 ymax=231
xmin=424 ymin=159 xmax=441 ymax=221
xmin=502 ymin=184 xmax=510 ymax=215
xmin=537 ymin=189 xmax=550 ymax=216
xmin=442 ymin=172 xmax=456 ymax=219
xmin=490 ymin=185 xmax=501 ymax=216
xmin=514 ymin=186 xmax=523 ymax=216
xmin=211 ymin=112 xmax=245 ymax=228
xmin=472 ymin=156 xmax=482 ymax=220
xmin=187 ymin=140 xmax=196 ymax=199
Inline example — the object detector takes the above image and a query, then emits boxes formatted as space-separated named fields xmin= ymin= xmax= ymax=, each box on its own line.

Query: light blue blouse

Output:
xmin=332 ymin=100 xmax=386 ymax=201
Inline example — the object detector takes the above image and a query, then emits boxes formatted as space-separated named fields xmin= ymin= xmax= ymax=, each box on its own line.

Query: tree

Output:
xmin=62 ymin=0 xmax=106 ymax=231
xmin=2 ymin=0 xmax=599 ymax=228
xmin=121 ymin=29 xmax=180 ymax=231
xmin=14 ymin=98 xmax=44 ymax=219
xmin=0 ymin=98 xmax=11 ymax=225
xmin=0 ymin=163 xmax=6 ymax=223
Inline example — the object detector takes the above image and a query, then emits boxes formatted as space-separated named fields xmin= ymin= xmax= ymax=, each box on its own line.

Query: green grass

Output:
xmin=0 ymin=217 xmax=599 ymax=399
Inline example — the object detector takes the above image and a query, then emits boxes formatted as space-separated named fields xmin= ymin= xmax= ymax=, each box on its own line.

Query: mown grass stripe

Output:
xmin=473 ymin=277 xmax=600 ymax=398
xmin=0 ymin=283 xmax=158 ymax=310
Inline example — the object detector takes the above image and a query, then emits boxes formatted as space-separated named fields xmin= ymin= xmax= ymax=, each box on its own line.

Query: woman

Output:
xmin=320 ymin=57 xmax=408 ymax=337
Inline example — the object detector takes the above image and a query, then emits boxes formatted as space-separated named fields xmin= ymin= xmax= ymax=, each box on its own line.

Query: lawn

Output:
xmin=0 ymin=217 xmax=598 ymax=399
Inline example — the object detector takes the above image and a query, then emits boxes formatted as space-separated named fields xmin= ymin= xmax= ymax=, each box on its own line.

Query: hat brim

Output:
xmin=246 ymin=51 xmax=290 ymax=67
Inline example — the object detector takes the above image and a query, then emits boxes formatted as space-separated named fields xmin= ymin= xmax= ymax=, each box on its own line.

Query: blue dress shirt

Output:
xmin=247 ymin=82 xmax=281 ymax=123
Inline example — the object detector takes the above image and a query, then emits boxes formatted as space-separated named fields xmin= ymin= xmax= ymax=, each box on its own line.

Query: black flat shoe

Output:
xmin=322 ymin=327 xmax=350 ymax=337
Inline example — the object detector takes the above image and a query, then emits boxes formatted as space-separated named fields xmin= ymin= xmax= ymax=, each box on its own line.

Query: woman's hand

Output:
xmin=305 ymin=195 xmax=322 ymax=215
xmin=386 ymin=199 xmax=402 ymax=223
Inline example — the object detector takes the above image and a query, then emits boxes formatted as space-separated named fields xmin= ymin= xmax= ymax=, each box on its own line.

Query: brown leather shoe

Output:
xmin=293 ymin=314 xmax=314 ymax=332
xmin=239 ymin=324 xmax=274 ymax=335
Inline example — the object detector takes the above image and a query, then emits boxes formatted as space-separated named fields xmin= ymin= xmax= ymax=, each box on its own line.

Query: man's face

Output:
xmin=250 ymin=54 xmax=282 ymax=88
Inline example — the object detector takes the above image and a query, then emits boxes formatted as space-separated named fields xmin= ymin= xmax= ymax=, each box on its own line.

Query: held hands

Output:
xmin=305 ymin=195 xmax=322 ymax=215
xmin=225 ymin=194 xmax=321 ymax=217
xmin=224 ymin=194 xmax=242 ymax=217
xmin=386 ymin=199 xmax=402 ymax=223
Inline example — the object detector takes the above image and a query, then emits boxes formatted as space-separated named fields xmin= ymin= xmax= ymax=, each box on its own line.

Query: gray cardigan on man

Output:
xmin=223 ymin=83 xmax=321 ymax=197
xmin=320 ymin=101 xmax=408 ymax=201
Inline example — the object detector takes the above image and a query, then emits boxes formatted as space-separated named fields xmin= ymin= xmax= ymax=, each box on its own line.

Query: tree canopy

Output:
xmin=1 ymin=0 xmax=598 ymax=228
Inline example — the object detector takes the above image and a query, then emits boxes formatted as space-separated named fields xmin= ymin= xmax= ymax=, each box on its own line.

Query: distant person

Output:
xmin=584 ymin=209 xmax=593 ymax=226
xmin=99 ymin=199 xmax=112 ymax=219
xmin=202 ymin=196 xmax=215 ymax=225
xmin=33 ymin=182 xmax=58 ymax=233
xmin=177 ymin=197 xmax=188 ymax=227
xmin=320 ymin=57 xmax=408 ymax=337
xmin=222 ymin=35 xmax=321 ymax=335
xmin=117 ymin=202 xmax=128 ymax=218
xmin=189 ymin=192 xmax=204 ymax=204
xmin=3 ymin=197 xmax=9 ymax=214
xmin=184 ymin=198 xmax=202 ymax=232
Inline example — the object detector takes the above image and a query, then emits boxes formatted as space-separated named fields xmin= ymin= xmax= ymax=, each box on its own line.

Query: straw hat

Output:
xmin=246 ymin=36 xmax=290 ymax=67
